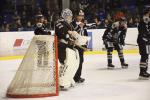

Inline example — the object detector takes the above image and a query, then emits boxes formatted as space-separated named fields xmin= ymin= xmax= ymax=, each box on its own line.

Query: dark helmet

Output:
xmin=35 ymin=14 xmax=44 ymax=20
xmin=143 ymin=5 xmax=150 ymax=14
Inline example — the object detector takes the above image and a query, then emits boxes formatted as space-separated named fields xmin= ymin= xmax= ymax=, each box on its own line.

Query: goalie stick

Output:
xmin=102 ymin=43 xmax=138 ymax=51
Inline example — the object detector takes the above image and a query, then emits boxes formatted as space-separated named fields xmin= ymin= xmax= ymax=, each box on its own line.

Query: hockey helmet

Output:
xmin=61 ymin=8 xmax=73 ymax=23
xmin=36 ymin=14 xmax=44 ymax=19
xmin=35 ymin=14 xmax=44 ymax=23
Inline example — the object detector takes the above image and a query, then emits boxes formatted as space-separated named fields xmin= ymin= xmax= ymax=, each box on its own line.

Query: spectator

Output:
xmin=134 ymin=17 xmax=140 ymax=27
xmin=79 ymin=0 xmax=89 ymax=10
xmin=0 ymin=0 xmax=149 ymax=32
xmin=70 ymin=0 xmax=80 ymax=14
xmin=21 ymin=11 xmax=28 ymax=28
xmin=104 ymin=19 xmax=111 ymax=28
xmin=23 ymin=21 xmax=34 ymax=31
xmin=113 ymin=10 xmax=125 ymax=21
xmin=10 ymin=17 xmax=23 ymax=31
xmin=98 ymin=9 xmax=106 ymax=21
xmin=43 ymin=17 xmax=50 ymax=30
xmin=89 ymin=16 xmax=105 ymax=29
xmin=1 ymin=23 xmax=10 ymax=32
xmin=13 ymin=11 xmax=20 ymax=21
xmin=127 ymin=17 xmax=136 ymax=27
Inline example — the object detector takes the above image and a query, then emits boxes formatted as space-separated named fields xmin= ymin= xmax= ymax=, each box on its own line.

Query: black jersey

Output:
xmin=55 ymin=18 xmax=74 ymax=42
xmin=71 ymin=20 xmax=88 ymax=37
xmin=137 ymin=21 xmax=150 ymax=45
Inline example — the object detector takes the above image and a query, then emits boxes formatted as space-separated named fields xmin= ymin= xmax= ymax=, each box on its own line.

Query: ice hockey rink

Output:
xmin=0 ymin=53 xmax=150 ymax=100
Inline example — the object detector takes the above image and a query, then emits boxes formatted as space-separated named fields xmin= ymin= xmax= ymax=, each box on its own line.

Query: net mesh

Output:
xmin=6 ymin=35 xmax=58 ymax=98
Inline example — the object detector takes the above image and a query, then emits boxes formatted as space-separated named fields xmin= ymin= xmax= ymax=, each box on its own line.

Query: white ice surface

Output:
xmin=0 ymin=54 xmax=150 ymax=100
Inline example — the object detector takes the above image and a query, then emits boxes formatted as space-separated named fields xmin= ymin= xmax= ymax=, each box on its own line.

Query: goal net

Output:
xmin=6 ymin=35 xmax=58 ymax=98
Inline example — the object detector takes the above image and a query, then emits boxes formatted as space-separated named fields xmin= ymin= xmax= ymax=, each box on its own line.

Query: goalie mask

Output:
xmin=61 ymin=8 xmax=73 ymax=23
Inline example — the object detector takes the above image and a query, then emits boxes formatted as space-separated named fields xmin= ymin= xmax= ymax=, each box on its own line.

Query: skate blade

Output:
xmin=59 ymin=86 xmax=69 ymax=91
xmin=138 ymin=76 xmax=149 ymax=80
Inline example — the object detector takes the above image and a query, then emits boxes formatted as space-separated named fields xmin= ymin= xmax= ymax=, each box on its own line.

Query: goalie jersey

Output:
xmin=55 ymin=18 xmax=74 ymax=43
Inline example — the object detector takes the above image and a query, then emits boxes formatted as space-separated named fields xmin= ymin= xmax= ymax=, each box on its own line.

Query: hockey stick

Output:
xmin=125 ymin=43 xmax=138 ymax=46
xmin=101 ymin=43 xmax=138 ymax=51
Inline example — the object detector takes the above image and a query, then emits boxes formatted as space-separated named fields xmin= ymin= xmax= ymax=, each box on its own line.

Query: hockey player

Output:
xmin=55 ymin=8 xmax=79 ymax=90
xmin=34 ymin=14 xmax=51 ymax=35
xmin=72 ymin=10 xmax=88 ymax=83
xmin=137 ymin=10 xmax=150 ymax=79
xmin=102 ymin=17 xmax=128 ymax=69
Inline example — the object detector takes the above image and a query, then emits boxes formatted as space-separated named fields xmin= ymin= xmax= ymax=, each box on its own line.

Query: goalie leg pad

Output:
xmin=59 ymin=48 xmax=79 ymax=88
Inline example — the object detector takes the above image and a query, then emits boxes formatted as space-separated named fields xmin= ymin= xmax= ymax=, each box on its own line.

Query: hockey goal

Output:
xmin=6 ymin=35 xmax=58 ymax=98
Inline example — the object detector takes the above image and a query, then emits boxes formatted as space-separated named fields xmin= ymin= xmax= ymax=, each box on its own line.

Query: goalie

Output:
xmin=55 ymin=8 xmax=79 ymax=90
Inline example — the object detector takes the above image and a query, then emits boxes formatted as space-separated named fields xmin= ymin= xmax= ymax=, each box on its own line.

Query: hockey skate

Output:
xmin=107 ymin=63 xmax=115 ymax=69
xmin=59 ymin=86 xmax=69 ymax=91
xmin=139 ymin=67 xmax=150 ymax=80
xmin=139 ymin=72 xmax=150 ymax=80
xmin=121 ymin=63 xmax=128 ymax=69
xmin=76 ymin=78 xmax=85 ymax=83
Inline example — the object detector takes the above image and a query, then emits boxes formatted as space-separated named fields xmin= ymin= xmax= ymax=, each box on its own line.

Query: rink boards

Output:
xmin=0 ymin=28 xmax=138 ymax=59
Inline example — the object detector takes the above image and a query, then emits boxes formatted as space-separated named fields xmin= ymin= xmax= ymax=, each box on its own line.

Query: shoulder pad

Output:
xmin=112 ymin=22 xmax=119 ymax=29
xmin=56 ymin=20 xmax=64 ymax=29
